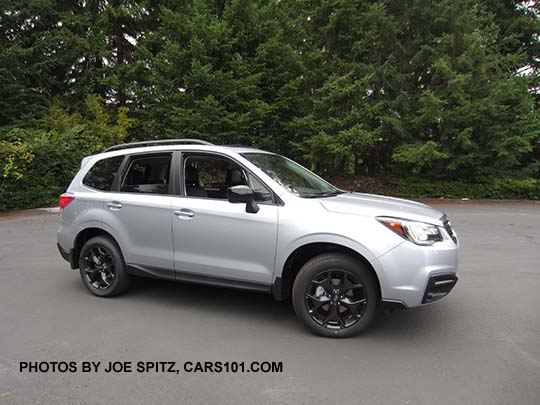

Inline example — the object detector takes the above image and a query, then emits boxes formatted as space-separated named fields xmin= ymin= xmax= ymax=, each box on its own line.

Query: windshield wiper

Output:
xmin=300 ymin=190 xmax=344 ymax=198
xmin=320 ymin=190 xmax=344 ymax=197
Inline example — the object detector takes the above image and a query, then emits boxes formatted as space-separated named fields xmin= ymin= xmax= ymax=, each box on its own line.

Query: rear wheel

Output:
xmin=79 ymin=236 xmax=130 ymax=297
xmin=292 ymin=253 xmax=379 ymax=338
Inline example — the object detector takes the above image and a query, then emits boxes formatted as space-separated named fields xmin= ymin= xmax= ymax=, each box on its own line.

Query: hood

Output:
xmin=319 ymin=192 xmax=444 ymax=225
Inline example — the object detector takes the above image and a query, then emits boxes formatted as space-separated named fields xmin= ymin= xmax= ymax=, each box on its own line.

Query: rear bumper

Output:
xmin=57 ymin=243 xmax=76 ymax=268
xmin=57 ymin=243 xmax=71 ymax=262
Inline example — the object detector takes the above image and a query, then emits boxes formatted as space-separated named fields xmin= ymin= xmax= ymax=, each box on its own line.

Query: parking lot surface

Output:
xmin=1 ymin=202 xmax=539 ymax=404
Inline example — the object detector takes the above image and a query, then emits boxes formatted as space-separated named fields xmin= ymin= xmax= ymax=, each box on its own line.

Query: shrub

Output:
xmin=331 ymin=176 xmax=540 ymax=200
xmin=0 ymin=97 xmax=135 ymax=212
xmin=388 ymin=177 xmax=540 ymax=200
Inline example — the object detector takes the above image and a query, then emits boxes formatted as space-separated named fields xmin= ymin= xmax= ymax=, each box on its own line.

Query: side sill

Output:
xmin=175 ymin=271 xmax=271 ymax=293
xmin=126 ymin=264 xmax=272 ymax=293
xmin=126 ymin=264 xmax=175 ymax=280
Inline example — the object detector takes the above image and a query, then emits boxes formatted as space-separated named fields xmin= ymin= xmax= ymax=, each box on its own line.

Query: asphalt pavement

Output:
xmin=0 ymin=202 xmax=539 ymax=404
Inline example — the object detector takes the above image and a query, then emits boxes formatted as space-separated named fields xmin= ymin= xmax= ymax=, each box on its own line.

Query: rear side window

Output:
xmin=83 ymin=156 xmax=124 ymax=191
xmin=121 ymin=154 xmax=172 ymax=194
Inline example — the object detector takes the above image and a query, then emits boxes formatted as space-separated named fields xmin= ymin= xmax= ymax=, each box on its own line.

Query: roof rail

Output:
xmin=103 ymin=139 xmax=214 ymax=153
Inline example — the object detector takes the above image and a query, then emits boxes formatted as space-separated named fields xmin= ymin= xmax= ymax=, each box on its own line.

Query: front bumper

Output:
xmin=372 ymin=237 xmax=459 ymax=308
xmin=422 ymin=273 xmax=458 ymax=303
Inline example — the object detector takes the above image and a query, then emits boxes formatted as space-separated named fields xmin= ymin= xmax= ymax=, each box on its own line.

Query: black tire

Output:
xmin=79 ymin=236 xmax=130 ymax=297
xmin=292 ymin=253 xmax=379 ymax=338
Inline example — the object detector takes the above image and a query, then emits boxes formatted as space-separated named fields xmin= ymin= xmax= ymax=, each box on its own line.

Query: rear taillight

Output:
xmin=59 ymin=193 xmax=74 ymax=209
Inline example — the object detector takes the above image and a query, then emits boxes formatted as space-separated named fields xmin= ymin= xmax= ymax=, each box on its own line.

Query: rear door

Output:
xmin=100 ymin=152 xmax=175 ymax=278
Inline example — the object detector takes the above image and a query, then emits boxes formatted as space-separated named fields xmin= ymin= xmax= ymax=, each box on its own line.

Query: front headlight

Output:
xmin=377 ymin=217 xmax=443 ymax=246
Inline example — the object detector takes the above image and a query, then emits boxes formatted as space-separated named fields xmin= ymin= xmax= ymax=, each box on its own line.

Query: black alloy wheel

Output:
xmin=305 ymin=269 xmax=367 ymax=329
xmin=82 ymin=245 xmax=116 ymax=290
xmin=79 ymin=236 xmax=130 ymax=297
xmin=292 ymin=253 xmax=379 ymax=338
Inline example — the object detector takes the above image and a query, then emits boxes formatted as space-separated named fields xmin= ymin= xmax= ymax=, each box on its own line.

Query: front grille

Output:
xmin=442 ymin=215 xmax=457 ymax=244
xmin=422 ymin=273 xmax=458 ymax=303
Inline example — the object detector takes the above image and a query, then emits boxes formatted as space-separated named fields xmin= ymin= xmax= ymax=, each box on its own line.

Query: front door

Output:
xmin=171 ymin=153 xmax=278 ymax=285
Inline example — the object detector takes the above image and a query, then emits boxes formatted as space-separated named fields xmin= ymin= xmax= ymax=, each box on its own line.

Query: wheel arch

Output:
xmin=273 ymin=241 xmax=381 ymax=302
xmin=71 ymin=227 xmax=120 ymax=269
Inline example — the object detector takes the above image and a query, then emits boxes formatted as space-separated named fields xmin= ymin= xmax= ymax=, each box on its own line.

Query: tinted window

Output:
xmin=246 ymin=173 xmax=273 ymax=203
xmin=121 ymin=154 xmax=171 ymax=194
xmin=184 ymin=156 xmax=234 ymax=199
xmin=184 ymin=155 xmax=272 ymax=202
xmin=83 ymin=156 xmax=124 ymax=191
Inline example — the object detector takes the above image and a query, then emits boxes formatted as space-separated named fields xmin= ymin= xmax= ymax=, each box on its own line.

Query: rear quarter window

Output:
xmin=82 ymin=156 xmax=124 ymax=191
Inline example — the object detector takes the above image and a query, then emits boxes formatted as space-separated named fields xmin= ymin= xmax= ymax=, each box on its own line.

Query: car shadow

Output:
xmin=129 ymin=276 xmax=298 ymax=325
xmin=119 ymin=276 xmax=458 ymax=340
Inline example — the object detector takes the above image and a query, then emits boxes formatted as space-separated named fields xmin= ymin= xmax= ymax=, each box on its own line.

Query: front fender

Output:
xmin=274 ymin=233 xmax=380 ymax=281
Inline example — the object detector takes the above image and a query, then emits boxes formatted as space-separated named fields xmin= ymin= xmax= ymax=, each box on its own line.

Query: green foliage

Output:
xmin=330 ymin=175 xmax=540 ymax=200
xmin=0 ymin=137 xmax=34 ymax=180
xmin=295 ymin=0 xmax=540 ymax=180
xmin=388 ymin=177 xmax=540 ymax=200
xmin=393 ymin=141 xmax=449 ymax=174
xmin=1 ymin=0 xmax=540 ymax=210
xmin=0 ymin=97 xmax=135 ymax=211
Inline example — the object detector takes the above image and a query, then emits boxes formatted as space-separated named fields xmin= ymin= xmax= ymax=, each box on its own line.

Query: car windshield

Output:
xmin=241 ymin=153 xmax=343 ymax=198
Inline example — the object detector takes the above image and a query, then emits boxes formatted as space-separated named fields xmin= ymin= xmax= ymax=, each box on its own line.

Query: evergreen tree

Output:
xmin=1 ymin=0 xmax=539 ymax=189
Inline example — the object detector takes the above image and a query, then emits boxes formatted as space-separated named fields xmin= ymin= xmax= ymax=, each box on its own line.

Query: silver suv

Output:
xmin=57 ymin=139 xmax=458 ymax=337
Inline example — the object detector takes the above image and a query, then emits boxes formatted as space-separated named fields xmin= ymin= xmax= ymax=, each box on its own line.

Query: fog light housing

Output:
xmin=422 ymin=274 xmax=458 ymax=303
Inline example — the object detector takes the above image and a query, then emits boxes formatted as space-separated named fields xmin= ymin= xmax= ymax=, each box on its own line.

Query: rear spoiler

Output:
xmin=80 ymin=155 xmax=94 ymax=169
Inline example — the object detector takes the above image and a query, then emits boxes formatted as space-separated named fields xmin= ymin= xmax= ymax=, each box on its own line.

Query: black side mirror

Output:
xmin=227 ymin=185 xmax=259 ymax=214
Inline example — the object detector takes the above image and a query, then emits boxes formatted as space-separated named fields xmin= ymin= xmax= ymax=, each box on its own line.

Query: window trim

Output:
xmin=113 ymin=151 xmax=175 ymax=196
xmin=177 ymin=151 xmax=282 ymax=206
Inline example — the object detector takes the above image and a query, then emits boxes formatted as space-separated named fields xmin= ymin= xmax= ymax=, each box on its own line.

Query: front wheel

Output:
xmin=79 ymin=236 xmax=130 ymax=297
xmin=292 ymin=253 xmax=379 ymax=338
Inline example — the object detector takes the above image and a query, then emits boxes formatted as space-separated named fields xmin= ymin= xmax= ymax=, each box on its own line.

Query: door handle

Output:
xmin=174 ymin=209 xmax=195 ymax=219
xmin=106 ymin=201 xmax=123 ymax=210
